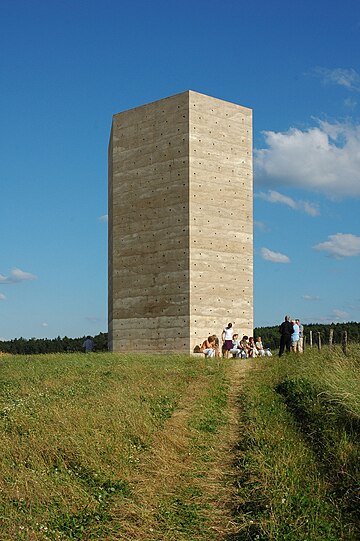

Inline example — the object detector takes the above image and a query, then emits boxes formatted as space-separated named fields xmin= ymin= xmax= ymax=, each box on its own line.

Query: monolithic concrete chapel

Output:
xmin=108 ymin=90 xmax=253 ymax=353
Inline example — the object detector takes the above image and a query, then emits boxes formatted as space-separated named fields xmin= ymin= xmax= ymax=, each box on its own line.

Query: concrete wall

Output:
xmin=188 ymin=92 xmax=253 ymax=347
xmin=109 ymin=91 xmax=253 ymax=352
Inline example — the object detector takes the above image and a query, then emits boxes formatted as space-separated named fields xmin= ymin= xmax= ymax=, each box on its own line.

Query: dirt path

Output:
xmin=108 ymin=359 xmax=250 ymax=540
xmin=202 ymin=359 xmax=250 ymax=539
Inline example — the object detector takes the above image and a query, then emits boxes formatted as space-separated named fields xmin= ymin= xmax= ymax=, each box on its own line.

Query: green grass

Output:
xmin=0 ymin=352 xmax=232 ymax=540
xmin=231 ymin=345 xmax=360 ymax=540
xmin=1 ymin=348 xmax=359 ymax=540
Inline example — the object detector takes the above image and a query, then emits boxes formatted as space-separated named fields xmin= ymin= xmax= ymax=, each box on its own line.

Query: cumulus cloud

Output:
xmin=254 ymin=120 xmax=360 ymax=199
xmin=313 ymin=67 xmax=360 ymax=91
xmin=41 ymin=322 xmax=48 ymax=327
xmin=256 ymin=190 xmax=319 ymax=216
xmin=0 ymin=268 xmax=38 ymax=284
xmin=0 ymin=293 xmax=6 ymax=300
xmin=99 ymin=214 xmax=108 ymax=222
xmin=302 ymin=294 xmax=321 ymax=301
xmin=260 ymin=247 xmax=290 ymax=263
xmin=313 ymin=233 xmax=360 ymax=258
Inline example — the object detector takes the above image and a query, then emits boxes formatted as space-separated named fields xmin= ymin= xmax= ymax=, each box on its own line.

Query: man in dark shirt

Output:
xmin=83 ymin=336 xmax=94 ymax=353
xmin=279 ymin=315 xmax=294 ymax=357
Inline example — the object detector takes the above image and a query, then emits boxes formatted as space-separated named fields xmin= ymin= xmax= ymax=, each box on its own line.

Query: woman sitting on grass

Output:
xmin=211 ymin=335 xmax=221 ymax=357
xmin=248 ymin=337 xmax=259 ymax=357
xmin=240 ymin=336 xmax=250 ymax=358
xmin=249 ymin=336 xmax=259 ymax=357
xmin=255 ymin=336 xmax=272 ymax=356
xmin=230 ymin=333 xmax=246 ymax=358
xmin=199 ymin=336 xmax=216 ymax=357
xmin=230 ymin=333 xmax=240 ymax=357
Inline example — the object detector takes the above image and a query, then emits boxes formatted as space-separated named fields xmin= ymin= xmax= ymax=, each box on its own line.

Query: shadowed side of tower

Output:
xmin=108 ymin=92 xmax=191 ymax=352
xmin=108 ymin=91 xmax=253 ymax=353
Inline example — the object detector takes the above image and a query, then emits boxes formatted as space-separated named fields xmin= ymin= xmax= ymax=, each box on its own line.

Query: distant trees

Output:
xmin=0 ymin=332 xmax=108 ymax=355
xmin=254 ymin=322 xmax=360 ymax=351
xmin=1 ymin=324 xmax=359 ymax=355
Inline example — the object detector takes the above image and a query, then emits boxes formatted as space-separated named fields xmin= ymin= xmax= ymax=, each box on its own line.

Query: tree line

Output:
xmin=1 ymin=323 xmax=359 ymax=355
xmin=0 ymin=332 xmax=108 ymax=355
xmin=254 ymin=321 xmax=360 ymax=351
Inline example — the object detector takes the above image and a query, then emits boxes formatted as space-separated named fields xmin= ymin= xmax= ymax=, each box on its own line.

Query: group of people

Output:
xmin=278 ymin=315 xmax=303 ymax=357
xmin=199 ymin=322 xmax=272 ymax=359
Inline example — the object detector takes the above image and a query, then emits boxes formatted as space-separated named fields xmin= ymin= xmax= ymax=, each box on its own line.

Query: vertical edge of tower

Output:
xmin=108 ymin=123 xmax=114 ymax=351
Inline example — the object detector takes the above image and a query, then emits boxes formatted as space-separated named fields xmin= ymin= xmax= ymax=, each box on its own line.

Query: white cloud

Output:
xmin=313 ymin=233 xmax=360 ymax=258
xmin=256 ymin=190 xmax=319 ymax=216
xmin=313 ymin=67 xmax=360 ymax=91
xmin=257 ymin=190 xmax=296 ymax=208
xmin=301 ymin=201 xmax=320 ymax=216
xmin=306 ymin=309 xmax=350 ymax=325
xmin=0 ymin=268 xmax=38 ymax=284
xmin=254 ymin=120 xmax=360 ymax=199
xmin=254 ymin=220 xmax=269 ymax=232
xmin=344 ymin=97 xmax=357 ymax=110
xmin=99 ymin=214 xmax=108 ymax=222
xmin=260 ymin=247 xmax=290 ymax=263
xmin=302 ymin=294 xmax=321 ymax=301
xmin=86 ymin=316 xmax=101 ymax=322
xmin=0 ymin=293 xmax=6 ymax=300
xmin=332 ymin=309 xmax=349 ymax=319
xmin=41 ymin=322 xmax=48 ymax=327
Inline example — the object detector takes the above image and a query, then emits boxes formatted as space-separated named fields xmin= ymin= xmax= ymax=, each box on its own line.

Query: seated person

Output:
xmin=230 ymin=333 xmax=242 ymax=357
xmin=256 ymin=336 xmax=272 ymax=356
xmin=199 ymin=336 xmax=216 ymax=357
xmin=255 ymin=336 xmax=265 ymax=356
xmin=240 ymin=336 xmax=250 ymax=358
xmin=248 ymin=337 xmax=259 ymax=357
xmin=211 ymin=334 xmax=221 ymax=357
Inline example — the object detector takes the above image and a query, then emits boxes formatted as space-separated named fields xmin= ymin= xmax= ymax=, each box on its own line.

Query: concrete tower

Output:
xmin=108 ymin=91 xmax=253 ymax=353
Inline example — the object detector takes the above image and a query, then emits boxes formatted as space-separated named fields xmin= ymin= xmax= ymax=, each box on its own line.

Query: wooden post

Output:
xmin=329 ymin=329 xmax=334 ymax=350
xmin=309 ymin=330 xmax=313 ymax=347
xmin=342 ymin=331 xmax=348 ymax=356
xmin=317 ymin=332 xmax=321 ymax=351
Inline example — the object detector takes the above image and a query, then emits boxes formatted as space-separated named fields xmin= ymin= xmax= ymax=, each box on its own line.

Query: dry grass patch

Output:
xmin=0 ymin=353 xmax=246 ymax=540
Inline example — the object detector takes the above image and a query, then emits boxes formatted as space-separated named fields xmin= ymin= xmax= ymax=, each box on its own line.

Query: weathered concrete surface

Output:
xmin=109 ymin=91 xmax=253 ymax=352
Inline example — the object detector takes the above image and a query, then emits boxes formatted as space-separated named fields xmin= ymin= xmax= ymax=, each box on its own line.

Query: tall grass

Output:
xmin=232 ymin=345 xmax=360 ymax=540
xmin=0 ymin=352 xmax=233 ymax=540
xmin=1 ymin=348 xmax=359 ymax=539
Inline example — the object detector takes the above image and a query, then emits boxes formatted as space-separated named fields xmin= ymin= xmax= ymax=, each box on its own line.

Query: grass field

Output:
xmin=0 ymin=347 xmax=359 ymax=540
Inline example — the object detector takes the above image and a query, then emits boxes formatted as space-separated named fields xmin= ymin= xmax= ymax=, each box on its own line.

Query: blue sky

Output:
xmin=1 ymin=0 xmax=359 ymax=339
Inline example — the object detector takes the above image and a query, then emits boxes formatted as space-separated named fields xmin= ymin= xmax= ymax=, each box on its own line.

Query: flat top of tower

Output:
xmin=112 ymin=90 xmax=252 ymax=118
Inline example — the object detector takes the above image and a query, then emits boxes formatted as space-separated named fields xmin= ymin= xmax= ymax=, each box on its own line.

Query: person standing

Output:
xmin=83 ymin=336 xmax=94 ymax=353
xmin=278 ymin=316 xmax=294 ymax=357
xmin=221 ymin=322 xmax=234 ymax=358
xmin=291 ymin=320 xmax=300 ymax=352
xmin=296 ymin=319 xmax=304 ymax=353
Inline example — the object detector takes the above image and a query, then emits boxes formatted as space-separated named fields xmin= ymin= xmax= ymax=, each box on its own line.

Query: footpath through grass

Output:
xmin=0 ymin=352 xmax=238 ymax=540
xmin=1 ymin=347 xmax=359 ymax=540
